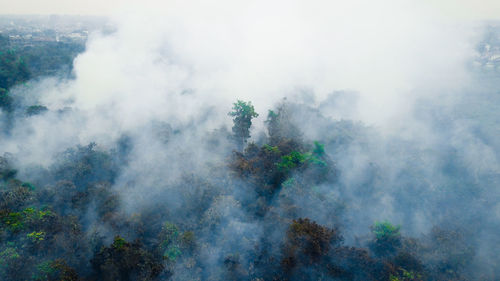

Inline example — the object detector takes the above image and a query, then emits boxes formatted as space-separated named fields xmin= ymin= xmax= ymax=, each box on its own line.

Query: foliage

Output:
xmin=370 ymin=221 xmax=402 ymax=257
xmin=33 ymin=260 xmax=56 ymax=281
xmin=312 ymin=141 xmax=325 ymax=156
xmin=21 ymin=182 xmax=36 ymax=191
xmin=1 ymin=207 xmax=55 ymax=233
xmin=163 ymin=245 xmax=181 ymax=262
xmin=0 ymin=156 xmax=17 ymax=181
xmin=2 ymin=212 xmax=24 ymax=232
xmin=179 ymin=231 xmax=195 ymax=252
xmin=0 ymin=91 xmax=491 ymax=281
xmin=0 ymin=247 xmax=20 ymax=265
xmin=158 ymin=222 xmax=186 ymax=262
xmin=91 ymin=237 xmax=164 ymax=281
xmin=0 ymin=247 xmax=20 ymax=280
xmin=27 ymin=231 xmax=46 ymax=243
xmin=0 ymin=50 xmax=30 ymax=91
xmin=0 ymin=49 xmax=29 ymax=112
xmin=25 ymin=105 xmax=48 ymax=116
xmin=0 ymin=37 xmax=83 ymax=115
xmin=264 ymin=102 xmax=302 ymax=144
xmin=283 ymin=218 xmax=343 ymax=266
xmin=390 ymin=268 xmax=423 ymax=281
xmin=282 ymin=177 xmax=296 ymax=188
xmin=228 ymin=100 xmax=258 ymax=149
xmin=277 ymin=151 xmax=307 ymax=172
xmin=52 ymin=143 xmax=118 ymax=189
xmin=372 ymin=221 xmax=401 ymax=240
xmin=263 ymin=144 xmax=280 ymax=154
xmin=277 ymin=149 xmax=327 ymax=173
xmin=112 ymin=236 xmax=127 ymax=250
xmin=0 ymin=88 xmax=13 ymax=112
xmin=48 ymin=260 xmax=80 ymax=281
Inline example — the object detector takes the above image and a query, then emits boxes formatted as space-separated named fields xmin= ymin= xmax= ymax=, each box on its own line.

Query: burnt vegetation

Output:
xmin=0 ymin=98 xmax=488 ymax=280
xmin=0 ymin=33 xmax=498 ymax=281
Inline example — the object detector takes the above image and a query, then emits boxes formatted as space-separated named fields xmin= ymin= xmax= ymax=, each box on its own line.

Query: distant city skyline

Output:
xmin=0 ymin=0 xmax=499 ymax=21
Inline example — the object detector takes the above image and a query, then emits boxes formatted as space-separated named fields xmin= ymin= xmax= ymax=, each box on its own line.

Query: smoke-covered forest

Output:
xmin=1 ymin=3 xmax=500 ymax=281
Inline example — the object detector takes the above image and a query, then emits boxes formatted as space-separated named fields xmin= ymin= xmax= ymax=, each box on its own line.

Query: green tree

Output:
xmin=228 ymin=100 xmax=258 ymax=150
xmin=370 ymin=221 xmax=402 ymax=257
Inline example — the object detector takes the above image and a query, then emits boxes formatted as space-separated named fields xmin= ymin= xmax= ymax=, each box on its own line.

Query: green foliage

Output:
xmin=0 ymin=247 xmax=20 ymax=265
xmin=0 ymin=247 xmax=21 ymax=278
xmin=27 ymin=231 xmax=46 ymax=243
xmin=312 ymin=141 xmax=325 ymax=156
xmin=159 ymin=222 xmax=182 ymax=262
xmin=277 ymin=148 xmax=327 ymax=173
xmin=282 ymin=177 xmax=296 ymax=188
xmin=372 ymin=221 xmax=401 ymax=240
xmin=265 ymin=110 xmax=279 ymax=139
xmin=0 ymin=49 xmax=31 ymax=93
xmin=24 ymin=207 xmax=54 ymax=222
xmin=263 ymin=144 xmax=280 ymax=154
xmin=161 ymin=221 xmax=179 ymax=245
xmin=157 ymin=222 xmax=190 ymax=262
xmin=22 ymin=41 xmax=84 ymax=77
xmin=30 ymin=260 xmax=79 ymax=281
xmin=21 ymin=182 xmax=36 ymax=191
xmin=370 ymin=221 xmax=402 ymax=257
xmin=277 ymin=151 xmax=306 ymax=172
xmin=267 ymin=109 xmax=278 ymax=119
xmin=228 ymin=100 xmax=259 ymax=149
xmin=390 ymin=268 xmax=422 ymax=281
xmin=112 ymin=236 xmax=127 ymax=250
xmin=1 ymin=207 xmax=55 ymax=233
xmin=163 ymin=245 xmax=181 ymax=261
xmin=0 ymin=38 xmax=83 ymax=114
xmin=3 ymin=212 xmax=24 ymax=232
xmin=33 ymin=260 xmax=56 ymax=281
xmin=305 ymin=153 xmax=327 ymax=167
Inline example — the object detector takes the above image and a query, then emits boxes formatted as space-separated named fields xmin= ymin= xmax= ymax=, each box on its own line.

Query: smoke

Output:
xmin=3 ymin=0 xmax=478 ymax=164
xmin=1 ymin=0 xmax=499 ymax=279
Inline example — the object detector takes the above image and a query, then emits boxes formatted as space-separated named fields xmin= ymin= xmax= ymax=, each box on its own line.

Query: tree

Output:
xmin=264 ymin=101 xmax=302 ymax=145
xmin=91 ymin=236 xmax=164 ymax=281
xmin=369 ymin=221 xmax=402 ymax=257
xmin=228 ymin=100 xmax=258 ymax=150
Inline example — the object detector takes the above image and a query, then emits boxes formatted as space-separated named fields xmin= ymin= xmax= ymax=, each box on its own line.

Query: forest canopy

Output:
xmin=0 ymin=14 xmax=500 ymax=281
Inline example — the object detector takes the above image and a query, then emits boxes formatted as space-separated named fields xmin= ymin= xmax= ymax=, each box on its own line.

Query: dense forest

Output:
xmin=1 ymin=13 xmax=500 ymax=281
xmin=0 ymin=33 xmax=84 ymax=112
xmin=0 ymin=98 xmax=486 ymax=281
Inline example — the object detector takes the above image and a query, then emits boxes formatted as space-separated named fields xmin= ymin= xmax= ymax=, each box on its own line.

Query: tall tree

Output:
xmin=228 ymin=100 xmax=258 ymax=150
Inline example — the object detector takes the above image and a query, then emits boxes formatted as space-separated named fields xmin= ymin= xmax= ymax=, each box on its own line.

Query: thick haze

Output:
xmin=0 ymin=0 xmax=490 ymax=183
xmin=0 ymin=0 xmax=481 ymax=165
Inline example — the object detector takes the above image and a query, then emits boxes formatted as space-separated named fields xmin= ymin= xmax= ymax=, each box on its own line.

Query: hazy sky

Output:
xmin=0 ymin=0 xmax=499 ymax=20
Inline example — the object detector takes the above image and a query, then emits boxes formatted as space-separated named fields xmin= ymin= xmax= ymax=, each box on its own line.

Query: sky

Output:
xmin=0 ymin=0 xmax=499 ymax=21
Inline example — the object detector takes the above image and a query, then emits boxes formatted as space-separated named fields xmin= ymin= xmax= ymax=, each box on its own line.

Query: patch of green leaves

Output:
xmin=163 ymin=245 xmax=181 ymax=261
xmin=32 ymin=260 xmax=56 ymax=281
xmin=112 ymin=236 xmax=127 ymax=250
xmin=27 ymin=231 xmax=46 ymax=243
xmin=372 ymin=221 xmax=401 ymax=240
xmin=277 ymin=145 xmax=327 ymax=173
